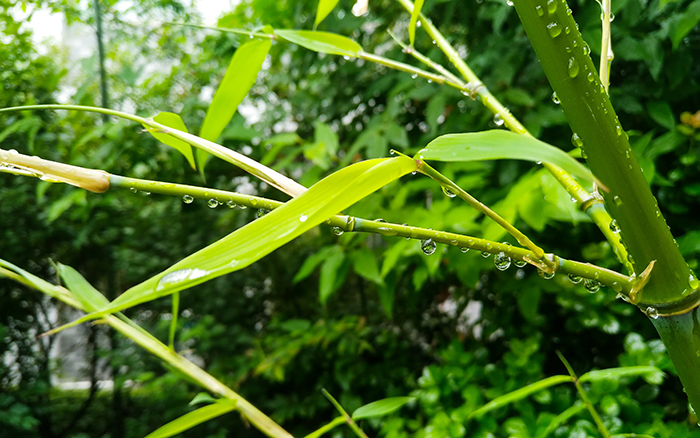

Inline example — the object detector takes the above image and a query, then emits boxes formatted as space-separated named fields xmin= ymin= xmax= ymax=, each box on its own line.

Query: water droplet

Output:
xmin=551 ymin=92 xmax=560 ymax=104
xmin=581 ymin=149 xmax=588 ymax=159
xmin=299 ymin=214 xmax=308 ymax=222
xmin=645 ymin=306 xmax=659 ymax=319
xmin=481 ymin=251 xmax=491 ymax=258
xmin=568 ymin=274 xmax=582 ymax=284
xmin=182 ymin=195 xmax=194 ymax=204
xmin=460 ymin=247 xmax=469 ymax=253
xmin=587 ymin=72 xmax=595 ymax=82
xmin=567 ymin=57 xmax=579 ymax=78
xmin=564 ymin=26 xmax=571 ymax=34
xmin=536 ymin=5 xmax=544 ymax=15
xmin=421 ymin=238 xmax=437 ymax=255
xmin=333 ymin=227 xmax=344 ymax=236
xmin=571 ymin=133 xmax=584 ymax=148
xmin=514 ymin=259 xmax=527 ymax=268
xmin=494 ymin=252 xmax=511 ymax=271
xmin=583 ymin=43 xmax=591 ymax=56
xmin=156 ymin=268 xmax=209 ymax=291
xmin=584 ymin=278 xmax=601 ymax=292
xmin=411 ymin=74 xmax=418 ymax=79
xmin=613 ymin=196 xmax=622 ymax=206
xmin=538 ymin=269 xmax=555 ymax=280
xmin=227 ymin=200 xmax=237 ymax=208
xmin=616 ymin=125 xmax=623 ymax=136
xmin=130 ymin=187 xmax=138 ymax=193
xmin=375 ymin=218 xmax=387 ymax=222
xmin=208 ymin=199 xmax=219 ymax=208
xmin=547 ymin=22 xmax=562 ymax=38
xmin=256 ymin=208 xmax=269 ymax=218
xmin=442 ymin=186 xmax=457 ymax=198
xmin=506 ymin=0 xmax=513 ymax=5
xmin=493 ymin=112 xmax=505 ymax=126
xmin=690 ymin=273 xmax=700 ymax=290
xmin=609 ymin=219 xmax=620 ymax=233
xmin=546 ymin=0 xmax=557 ymax=13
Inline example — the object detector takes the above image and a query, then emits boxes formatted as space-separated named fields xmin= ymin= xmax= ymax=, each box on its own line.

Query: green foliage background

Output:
xmin=1 ymin=0 xmax=700 ymax=437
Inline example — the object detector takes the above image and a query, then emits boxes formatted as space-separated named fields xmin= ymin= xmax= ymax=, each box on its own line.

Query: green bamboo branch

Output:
xmin=393 ymin=0 xmax=631 ymax=273
xmin=0 ymin=148 xmax=635 ymax=294
xmin=0 ymin=262 xmax=293 ymax=438
xmin=557 ymin=352 xmax=611 ymax=438
xmin=386 ymin=29 xmax=465 ymax=86
xmin=321 ymin=389 xmax=369 ymax=438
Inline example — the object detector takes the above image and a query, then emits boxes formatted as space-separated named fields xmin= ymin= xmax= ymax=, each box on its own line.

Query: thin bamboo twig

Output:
xmin=321 ymin=389 xmax=369 ymax=438
xmin=557 ymin=352 xmax=612 ymax=438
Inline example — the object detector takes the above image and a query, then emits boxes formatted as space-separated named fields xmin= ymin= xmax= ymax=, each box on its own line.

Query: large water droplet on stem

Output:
xmin=494 ymin=252 xmax=511 ymax=271
xmin=568 ymin=274 xmax=582 ymax=284
xmin=182 ymin=195 xmax=194 ymax=204
xmin=442 ymin=186 xmax=457 ymax=198
xmin=584 ymin=278 xmax=601 ymax=292
xmin=421 ymin=238 xmax=437 ymax=255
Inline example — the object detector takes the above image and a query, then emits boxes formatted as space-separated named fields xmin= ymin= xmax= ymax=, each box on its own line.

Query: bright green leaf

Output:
xmin=539 ymin=402 xmax=586 ymax=438
xmin=579 ymin=366 xmax=665 ymax=385
xmin=409 ymin=0 xmax=425 ymax=46
xmin=145 ymin=112 xmax=196 ymax=170
xmin=314 ymin=0 xmax=340 ymax=29
xmin=351 ymin=397 xmax=414 ymax=420
xmin=50 ymin=156 xmax=417 ymax=330
xmin=144 ymin=402 xmax=237 ymax=438
xmin=275 ymin=30 xmax=363 ymax=57
xmin=418 ymin=130 xmax=600 ymax=187
xmin=469 ymin=375 xmax=573 ymax=419
xmin=198 ymin=38 xmax=272 ymax=173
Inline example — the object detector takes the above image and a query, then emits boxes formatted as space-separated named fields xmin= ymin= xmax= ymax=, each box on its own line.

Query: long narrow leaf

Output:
xmin=537 ymin=402 xmax=586 ymax=438
xmin=352 ymin=397 xmax=414 ymax=420
xmin=275 ymin=30 xmax=363 ymax=57
xmin=418 ymin=130 xmax=601 ymax=187
xmin=409 ymin=0 xmax=425 ymax=46
xmin=579 ymin=366 xmax=665 ymax=384
xmin=45 ymin=156 xmax=417 ymax=333
xmin=314 ymin=0 xmax=340 ymax=29
xmin=199 ymin=38 xmax=272 ymax=172
xmin=144 ymin=401 xmax=237 ymax=438
xmin=469 ymin=375 xmax=573 ymax=419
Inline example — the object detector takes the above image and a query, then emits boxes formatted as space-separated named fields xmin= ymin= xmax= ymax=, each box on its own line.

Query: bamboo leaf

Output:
xmin=579 ymin=366 xmax=665 ymax=385
xmin=671 ymin=0 xmax=700 ymax=50
xmin=418 ymin=130 xmax=601 ymax=187
xmin=198 ymin=38 xmax=272 ymax=173
xmin=146 ymin=112 xmax=196 ymax=170
xmin=144 ymin=402 xmax=237 ymax=438
xmin=351 ymin=397 xmax=414 ymax=420
xmin=189 ymin=392 xmax=216 ymax=406
xmin=47 ymin=156 xmax=417 ymax=333
xmin=469 ymin=375 xmax=573 ymax=419
xmin=408 ymin=0 xmax=424 ymax=46
xmin=56 ymin=263 xmax=110 ymax=313
xmin=275 ymin=30 xmax=363 ymax=57
xmin=0 ymin=258 xmax=82 ymax=309
xmin=314 ymin=0 xmax=340 ymax=29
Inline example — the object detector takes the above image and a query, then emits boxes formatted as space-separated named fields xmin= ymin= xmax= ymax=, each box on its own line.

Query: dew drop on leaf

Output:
xmin=551 ymin=92 xmax=560 ymax=104
xmin=645 ymin=306 xmax=659 ymax=319
xmin=609 ymin=220 xmax=620 ymax=233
